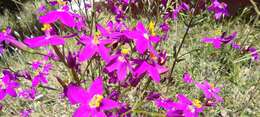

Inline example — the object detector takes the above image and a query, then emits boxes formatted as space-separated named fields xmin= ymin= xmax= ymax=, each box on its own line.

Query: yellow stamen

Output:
xmin=192 ymin=99 xmax=202 ymax=108
xmin=148 ymin=20 xmax=156 ymax=36
xmin=92 ymin=31 xmax=101 ymax=45
xmin=214 ymin=28 xmax=222 ymax=36
xmin=89 ymin=94 xmax=103 ymax=108
xmin=57 ymin=0 xmax=66 ymax=5
xmin=2 ymin=29 xmax=6 ymax=33
xmin=95 ymin=31 xmax=101 ymax=37
xmin=209 ymin=83 xmax=214 ymax=89
xmin=149 ymin=52 xmax=157 ymax=61
xmin=41 ymin=24 xmax=52 ymax=31
xmin=121 ymin=44 xmax=131 ymax=55
xmin=33 ymin=69 xmax=42 ymax=76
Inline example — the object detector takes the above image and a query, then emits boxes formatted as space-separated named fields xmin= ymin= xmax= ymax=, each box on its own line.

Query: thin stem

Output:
xmin=52 ymin=46 xmax=80 ymax=84
xmin=167 ymin=0 xmax=201 ymax=83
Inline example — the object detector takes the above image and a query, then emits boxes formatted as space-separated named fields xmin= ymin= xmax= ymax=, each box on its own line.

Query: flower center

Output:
xmin=192 ymin=99 xmax=202 ymax=108
xmin=121 ymin=44 xmax=131 ymax=55
xmin=92 ymin=31 xmax=101 ymax=45
xmin=57 ymin=0 xmax=66 ymax=5
xmin=149 ymin=52 xmax=157 ymax=61
xmin=41 ymin=24 xmax=52 ymax=31
xmin=2 ymin=29 xmax=6 ymax=33
xmin=214 ymin=28 xmax=222 ymax=36
xmin=143 ymin=33 xmax=149 ymax=40
xmin=209 ymin=83 xmax=214 ymax=89
xmin=89 ymin=94 xmax=104 ymax=108
xmin=148 ymin=21 xmax=156 ymax=36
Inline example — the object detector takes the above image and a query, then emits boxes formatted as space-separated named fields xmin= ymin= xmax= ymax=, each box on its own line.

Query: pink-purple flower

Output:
xmin=201 ymin=32 xmax=237 ymax=49
xmin=39 ymin=5 xmax=76 ymax=28
xmin=134 ymin=60 xmax=168 ymax=83
xmin=127 ymin=21 xmax=160 ymax=54
xmin=105 ymin=53 xmax=132 ymax=81
xmin=195 ymin=81 xmax=223 ymax=102
xmin=78 ymin=34 xmax=111 ymax=63
xmin=156 ymin=94 xmax=203 ymax=117
xmin=66 ymin=77 xmax=119 ymax=117
xmin=182 ymin=72 xmax=193 ymax=84
xmin=0 ymin=70 xmax=20 ymax=100
xmin=208 ymin=0 xmax=228 ymax=20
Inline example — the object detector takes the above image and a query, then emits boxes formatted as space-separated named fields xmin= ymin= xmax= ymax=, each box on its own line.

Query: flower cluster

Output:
xmin=0 ymin=0 xmax=258 ymax=116
xmin=202 ymin=32 xmax=259 ymax=61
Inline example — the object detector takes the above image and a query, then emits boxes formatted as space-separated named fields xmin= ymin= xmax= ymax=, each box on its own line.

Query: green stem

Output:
xmin=167 ymin=0 xmax=201 ymax=84
xmin=52 ymin=46 xmax=80 ymax=84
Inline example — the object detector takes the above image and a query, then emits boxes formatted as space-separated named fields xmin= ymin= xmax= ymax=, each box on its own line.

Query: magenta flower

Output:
xmin=0 ymin=27 xmax=27 ymax=49
xmin=172 ymin=3 xmax=189 ymax=20
xmin=146 ymin=91 xmax=161 ymax=101
xmin=182 ymin=72 xmax=193 ymax=84
xmin=96 ymin=23 xmax=123 ymax=39
xmin=105 ymin=54 xmax=132 ymax=81
xmin=66 ymin=77 xmax=119 ymax=117
xmin=32 ymin=73 xmax=48 ymax=87
xmin=0 ymin=70 xmax=20 ymax=100
xmin=134 ymin=60 xmax=168 ymax=83
xmin=19 ymin=88 xmax=36 ymax=100
xmin=195 ymin=81 xmax=223 ymax=102
xmin=31 ymin=63 xmax=52 ymax=87
xmin=78 ymin=34 xmax=111 ymax=63
xmin=39 ymin=5 xmax=76 ymax=28
xmin=247 ymin=47 xmax=259 ymax=61
xmin=127 ymin=21 xmax=160 ymax=54
xmin=162 ymin=0 xmax=168 ymax=7
xmin=32 ymin=61 xmax=42 ymax=71
xmin=208 ymin=0 xmax=228 ymax=20
xmin=20 ymin=109 xmax=32 ymax=117
xmin=201 ymin=32 xmax=237 ymax=49
xmin=156 ymin=94 xmax=203 ymax=117
xmin=24 ymin=24 xmax=65 ymax=48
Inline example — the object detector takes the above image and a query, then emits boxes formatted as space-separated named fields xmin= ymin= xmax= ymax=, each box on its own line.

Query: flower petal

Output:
xmin=88 ymin=77 xmax=103 ymax=96
xmin=79 ymin=45 xmax=96 ymax=62
xmin=100 ymin=98 xmax=119 ymax=110
xmin=66 ymin=84 xmax=88 ymax=105
xmin=39 ymin=11 xmax=59 ymax=24
xmin=58 ymin=12 xmax=76 ymax=28
xmin=0 ymin=90 xmax=6 ymax=100
xmin=73 ymin=105 xmax=91 ymax=117
xmin=6 ymin=87 xmax=17 ymax=97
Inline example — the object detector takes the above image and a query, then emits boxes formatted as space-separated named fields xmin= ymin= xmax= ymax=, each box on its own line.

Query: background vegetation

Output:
xmin=0 ymin=0 xmax=259 ymax=116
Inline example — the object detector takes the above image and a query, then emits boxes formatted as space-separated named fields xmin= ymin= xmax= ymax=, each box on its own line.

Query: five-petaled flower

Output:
xmin=39 ymin=5 xmax=76 ymax=28
xmin=183 ymin=72 xmax=193 ymax=84
xmin=105 ymin=49 xmax=133 ymax=81
xmin=201 ymin=32 xmax=237 ymax=49
xmin=66 ymin=77 xmax=119 ymax=117
xmin=208 ymin=0 xmax=228 ymax=20
xmin=195 ymin=81 xmax=223 ymax=102
xmin=78 ymin=33 xmax=111 ymax=63
xmin=0 ymin=70 xmax=20 ymax=100
xmin=134 ymin=59 xmax=168 ymax=83
xmin=127 ymin=21 xmax=160 ymax=54
xmin=156 ymin=94 xmax=204 ymax=117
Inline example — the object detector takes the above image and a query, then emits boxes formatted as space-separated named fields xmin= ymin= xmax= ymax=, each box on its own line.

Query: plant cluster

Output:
xmin=0 ymin=0 xmax=258 ymax=117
